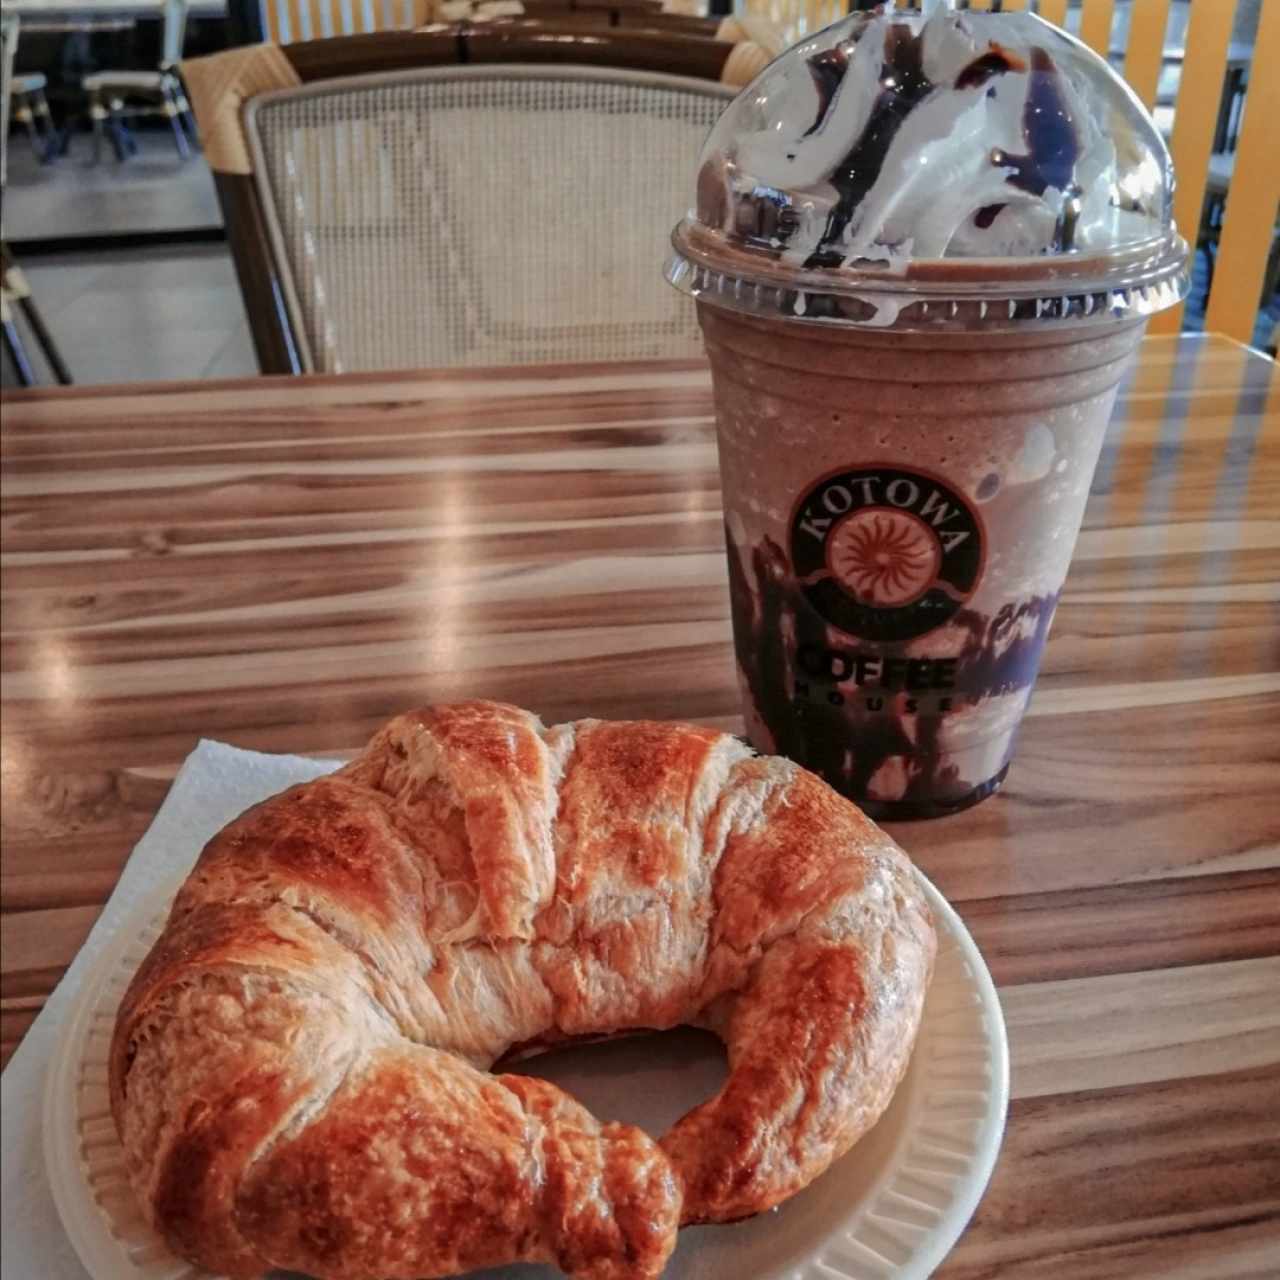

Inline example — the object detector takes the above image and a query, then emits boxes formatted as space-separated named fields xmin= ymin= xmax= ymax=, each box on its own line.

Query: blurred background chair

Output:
xmin=81 ymin=0 xmax=197 ymax=162
xmin=9 ymin=65 xmax=57 ymax=165
xmin=182 ymin=23 xmax=772 ymax=372
xmin=1 ymin=12 xmax=72 ymax=384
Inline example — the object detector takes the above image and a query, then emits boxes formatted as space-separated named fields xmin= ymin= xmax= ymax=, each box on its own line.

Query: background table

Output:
xmin=2 ymin=333 xmax=1278 ymax=1276
xmin=0 ymin=0 xmax=225 ymax=19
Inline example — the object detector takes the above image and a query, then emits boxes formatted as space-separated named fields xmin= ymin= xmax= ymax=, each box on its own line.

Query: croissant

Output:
xmin=109 ymin=701 xmax=936 ymax=1280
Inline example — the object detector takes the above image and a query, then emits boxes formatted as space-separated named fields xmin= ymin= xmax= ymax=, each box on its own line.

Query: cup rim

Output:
xmin=667 ymin=220 xmax=1190 ymax=332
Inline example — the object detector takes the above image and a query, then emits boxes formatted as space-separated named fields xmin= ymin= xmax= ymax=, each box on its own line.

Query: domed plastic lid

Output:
xmin=668 ymin=3 xmax=1189 ymax=329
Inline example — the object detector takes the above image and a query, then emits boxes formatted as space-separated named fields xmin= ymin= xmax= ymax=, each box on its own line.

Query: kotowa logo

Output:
xmin=790 ymin=466 xmax=985 ymax=642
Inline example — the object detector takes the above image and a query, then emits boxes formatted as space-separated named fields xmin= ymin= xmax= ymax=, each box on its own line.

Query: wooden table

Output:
xmin=2 ymin=333 xmax=1278 ymax=1276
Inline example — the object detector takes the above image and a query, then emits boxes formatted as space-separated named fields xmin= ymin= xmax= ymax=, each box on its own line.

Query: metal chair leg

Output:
xmin=31 ymin=87 xmax=57 ymax=162
xmin=2 ymin=248 xmax=72 ymax=385
xmin=14 ymin=94 xmax=44 ymax=162
xmin=89 ymin=90 xmax=107 ymax=165
xmin=120 ymin=102 xmax=139 ymax=156
xmin=161 ymin=79 xmax=191 ymax=160
xmin=106 ymin=98 xmax=133 ymax=162
xmin=16 ymin=297 xmax=73 ymax=384
xmin=1 ymin=305 xmax=38 ymax=387
xmin=174 ymin=89 xmax=200 ymax=149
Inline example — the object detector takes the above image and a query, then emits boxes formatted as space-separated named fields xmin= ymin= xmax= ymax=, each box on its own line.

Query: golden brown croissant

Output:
xmin=109 ymin=701 xmax=936 ymax=1280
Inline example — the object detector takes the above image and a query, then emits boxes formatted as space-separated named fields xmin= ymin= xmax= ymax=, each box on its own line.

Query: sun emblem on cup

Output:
xmin=827 ymin=508 xmax=941 ymax=608
xmin=791 ymin=466 xmax=984 ymax=640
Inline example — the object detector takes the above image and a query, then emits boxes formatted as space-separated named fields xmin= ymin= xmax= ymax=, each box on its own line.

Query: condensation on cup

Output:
xmin=667 ymin=2 xmax=1189 ymax=818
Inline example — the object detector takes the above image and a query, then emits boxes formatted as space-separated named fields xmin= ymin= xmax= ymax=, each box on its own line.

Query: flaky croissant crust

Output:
xmin=110 ymin=701 xmax=936 ymax=1280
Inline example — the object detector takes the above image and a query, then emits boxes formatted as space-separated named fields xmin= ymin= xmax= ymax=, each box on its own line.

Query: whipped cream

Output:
xmin=697 ymin=6 xmax=1163 ymax=267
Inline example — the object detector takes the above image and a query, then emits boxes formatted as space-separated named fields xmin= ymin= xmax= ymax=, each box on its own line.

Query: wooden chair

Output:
xmin=228 ymin=0 xmax=681 ymax=42
xmin=182 ymin=24 xmax=770 ymax=373
xmin=476 ymin=5 xmax=786 ymax=53
xmin=468 ymin=1 xmax=716 ymax=37
xmin=228 ymin=0 xmax=750 ymax=45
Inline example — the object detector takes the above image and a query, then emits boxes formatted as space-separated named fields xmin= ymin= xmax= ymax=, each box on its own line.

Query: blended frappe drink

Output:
xmin=701 ymin=309 xmax=1144 ymax=816
xmin=667 ymin=4 xmax=1188 ymax=817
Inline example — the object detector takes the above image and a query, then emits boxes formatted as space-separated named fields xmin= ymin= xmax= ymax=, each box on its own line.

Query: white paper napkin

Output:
xmin=1 ymin=740 xmax=343 ymax=1280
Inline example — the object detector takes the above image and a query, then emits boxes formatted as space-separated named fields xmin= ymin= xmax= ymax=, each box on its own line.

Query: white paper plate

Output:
xmin=45 ymin=872 xmax=1008 ymax=1280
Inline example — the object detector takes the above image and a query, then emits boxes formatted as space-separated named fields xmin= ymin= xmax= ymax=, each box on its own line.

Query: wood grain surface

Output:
xmin=2 ymin=333 xmax=1278 ymax=1276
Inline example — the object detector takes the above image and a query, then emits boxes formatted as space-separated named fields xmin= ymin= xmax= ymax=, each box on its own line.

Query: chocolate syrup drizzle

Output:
xmin=804 ymin=24 xmax=934 ymax=268
xmin=992 ymin=47 xmax=1080 ymax=198
xmin=800 ymin=46 xmax=851 ymax=143
xmin=954 ymin=46 xmax=1024 ymax=91
xmin=727 ymin=531 xmax=1060 ymax=816
xmin=778 ymin=23 xmax=1082 ymax=267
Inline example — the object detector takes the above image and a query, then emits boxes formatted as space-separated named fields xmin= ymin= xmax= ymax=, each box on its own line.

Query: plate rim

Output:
xmin=44 ymin=870 xmax=1009 ymax=1280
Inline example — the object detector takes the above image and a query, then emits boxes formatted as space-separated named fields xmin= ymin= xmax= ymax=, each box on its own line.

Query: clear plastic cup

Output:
xmin=666 ymin=5 xmax=1188 ymax=818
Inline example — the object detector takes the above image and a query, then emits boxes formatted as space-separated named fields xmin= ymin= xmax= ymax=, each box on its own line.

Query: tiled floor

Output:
xmin=3 ymin=129 xmax=257 ymax=386
xmin=3 ymin=121 xmax=221 ymax=242
xmin=9 ymin=245 xmax=257 ymax=386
